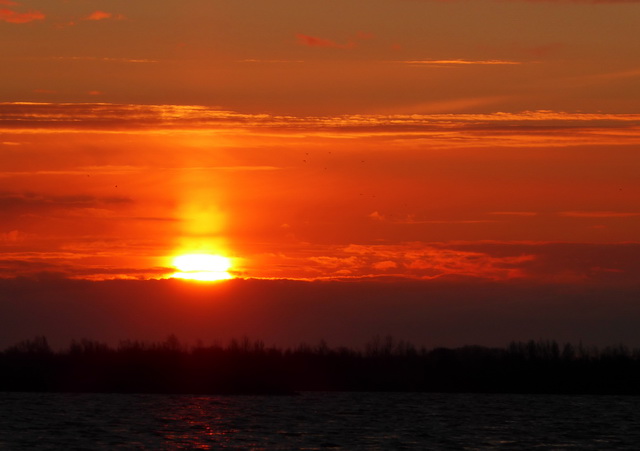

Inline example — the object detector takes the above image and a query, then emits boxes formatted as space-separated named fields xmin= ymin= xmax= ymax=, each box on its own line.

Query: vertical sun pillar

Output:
xmin=170 ymin=198 xmax=233 ymax=281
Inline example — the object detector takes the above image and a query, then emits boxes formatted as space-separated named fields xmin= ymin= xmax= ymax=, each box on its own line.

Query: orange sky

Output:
xmin=2 ymin=1 xmax=640 ymax=350
xmin=1 ymin=104 xmax=639 ymax=282
xmin=2 ymin=0 xmax=640 ymax=114
xmin=1 ymin=0 xmax=640 ymax=283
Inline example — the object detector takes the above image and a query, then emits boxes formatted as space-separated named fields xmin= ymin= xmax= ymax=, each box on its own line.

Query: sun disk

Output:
xmin=171 ymin=253 xmax=232 ymax=281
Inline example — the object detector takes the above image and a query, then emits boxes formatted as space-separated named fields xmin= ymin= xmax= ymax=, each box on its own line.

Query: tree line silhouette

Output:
xmin=2 ymin=335 xmax=640 ymax=395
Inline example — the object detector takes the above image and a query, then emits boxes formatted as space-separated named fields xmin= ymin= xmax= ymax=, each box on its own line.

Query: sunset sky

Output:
xmin=1 ymin=0 xmax=640 ymax=348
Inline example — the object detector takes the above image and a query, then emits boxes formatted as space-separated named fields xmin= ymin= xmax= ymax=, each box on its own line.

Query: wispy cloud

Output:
xmin=82 ymin=10 xmax=126 ymax=21
xmin=215 ymin=165 xmax=281 ymax=172
xmin=0 ymin=256 xmax=169 ymax=281
xmin=258 ymin=242 xmax=527 ymax=281
xmin=384 ymin=96 xmax=512 ymax=114
xmin=57 ymin=10 xmax=125 ymax=27
xmin=368 ymin=212 xmax=496 ymax=225
xmin=319 ymin=243 xmax=536 ymax=280
xmin=0 ymin=191 xmax=131 ymax=213
xmin=238 ymin=59 xmax=304 ymax=64
xmin=0 ymin=164 xmax=281 ymax=180
xmin=83 ymin=10 xmax=113 ymax=21
xmin=490 ymin=211 xmax=539 ymax=217
xmin=48 ymin=56 xmax=159 ymax=64
xmin=0 ymin=1 xmax=44 ymax=24
xmin=326 ymin=242 xmax=640 ymax=283
xmin=559 ymin=211 xmax=640 ymax=218
xmin=2 ymin=103 xmax=640 ymax=148
xmin=401 ymin=59 xmax=523 ymax=66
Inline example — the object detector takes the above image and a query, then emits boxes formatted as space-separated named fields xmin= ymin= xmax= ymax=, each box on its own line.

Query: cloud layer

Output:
xmin=2 ymin=102 xmax=640 ymax=136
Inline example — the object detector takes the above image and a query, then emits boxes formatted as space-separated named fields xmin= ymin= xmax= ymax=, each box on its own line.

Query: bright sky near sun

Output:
xmin=1 ymin=0 xmax=640 ymax=283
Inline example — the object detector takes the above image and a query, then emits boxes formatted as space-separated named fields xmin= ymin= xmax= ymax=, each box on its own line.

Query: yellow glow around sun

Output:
xmin=171 ymin=253 xmax=233 ymax=281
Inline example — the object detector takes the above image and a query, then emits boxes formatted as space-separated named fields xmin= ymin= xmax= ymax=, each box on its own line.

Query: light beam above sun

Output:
xmin=171 ymin=253 xmax=233 ymax=281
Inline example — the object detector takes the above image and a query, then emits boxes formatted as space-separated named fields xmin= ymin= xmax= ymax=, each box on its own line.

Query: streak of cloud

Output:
xmin=2 ymin=102 xmax=640 ymax=128
xmin=238 ymin=59 xmax=304 ymax=64
xmin=0 ymin=191 xmax=132 ymax=215
xmin=368 ymin=212 xmax=496 ymax=225
xmin=1 ymin=103 xmax=640 ymax=149
xmin=490 ymin=212 xmax=539 ymax=217
xmin=0 ymin=4 xmax=44 ymax=23
xmin=401 ymin=59 xmax=522 ymax=66
xmin=559 ymin=211 xmax=640 ymax=218
xmin=48 ymin=56 xmax=159 ymax=64
xmin=239 ymin=240 xmax=640 ymax=283
xmin=84 ymin=11 xmax=112 ymax=21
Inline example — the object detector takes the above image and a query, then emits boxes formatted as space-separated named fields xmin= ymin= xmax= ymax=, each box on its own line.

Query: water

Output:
xmin=1 ymin=392 xmax=639 ymax=449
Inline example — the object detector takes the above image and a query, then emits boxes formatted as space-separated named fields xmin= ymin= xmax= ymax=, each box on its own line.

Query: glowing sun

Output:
xmin=171 ymin=253 xmax=233 ymax=281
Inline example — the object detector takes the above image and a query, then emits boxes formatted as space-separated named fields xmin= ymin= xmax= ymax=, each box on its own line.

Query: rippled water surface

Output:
xmin=1 ymin=392 xmax=640 ymax=449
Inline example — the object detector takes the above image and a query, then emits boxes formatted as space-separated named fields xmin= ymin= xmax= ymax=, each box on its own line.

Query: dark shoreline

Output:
xmin=3 ymin=336 xmax=640 ymax=396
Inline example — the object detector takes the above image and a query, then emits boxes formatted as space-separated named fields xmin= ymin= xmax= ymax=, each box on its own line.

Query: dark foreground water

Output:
xmin=1 ymin=392 xmax=639 ymax=449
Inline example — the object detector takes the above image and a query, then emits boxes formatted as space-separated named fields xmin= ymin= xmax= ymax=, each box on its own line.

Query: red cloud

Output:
xmin=84 ymin=11 xmax=112 ymax=21
xmin=0 ymin=6 xmax=44 ymax=23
